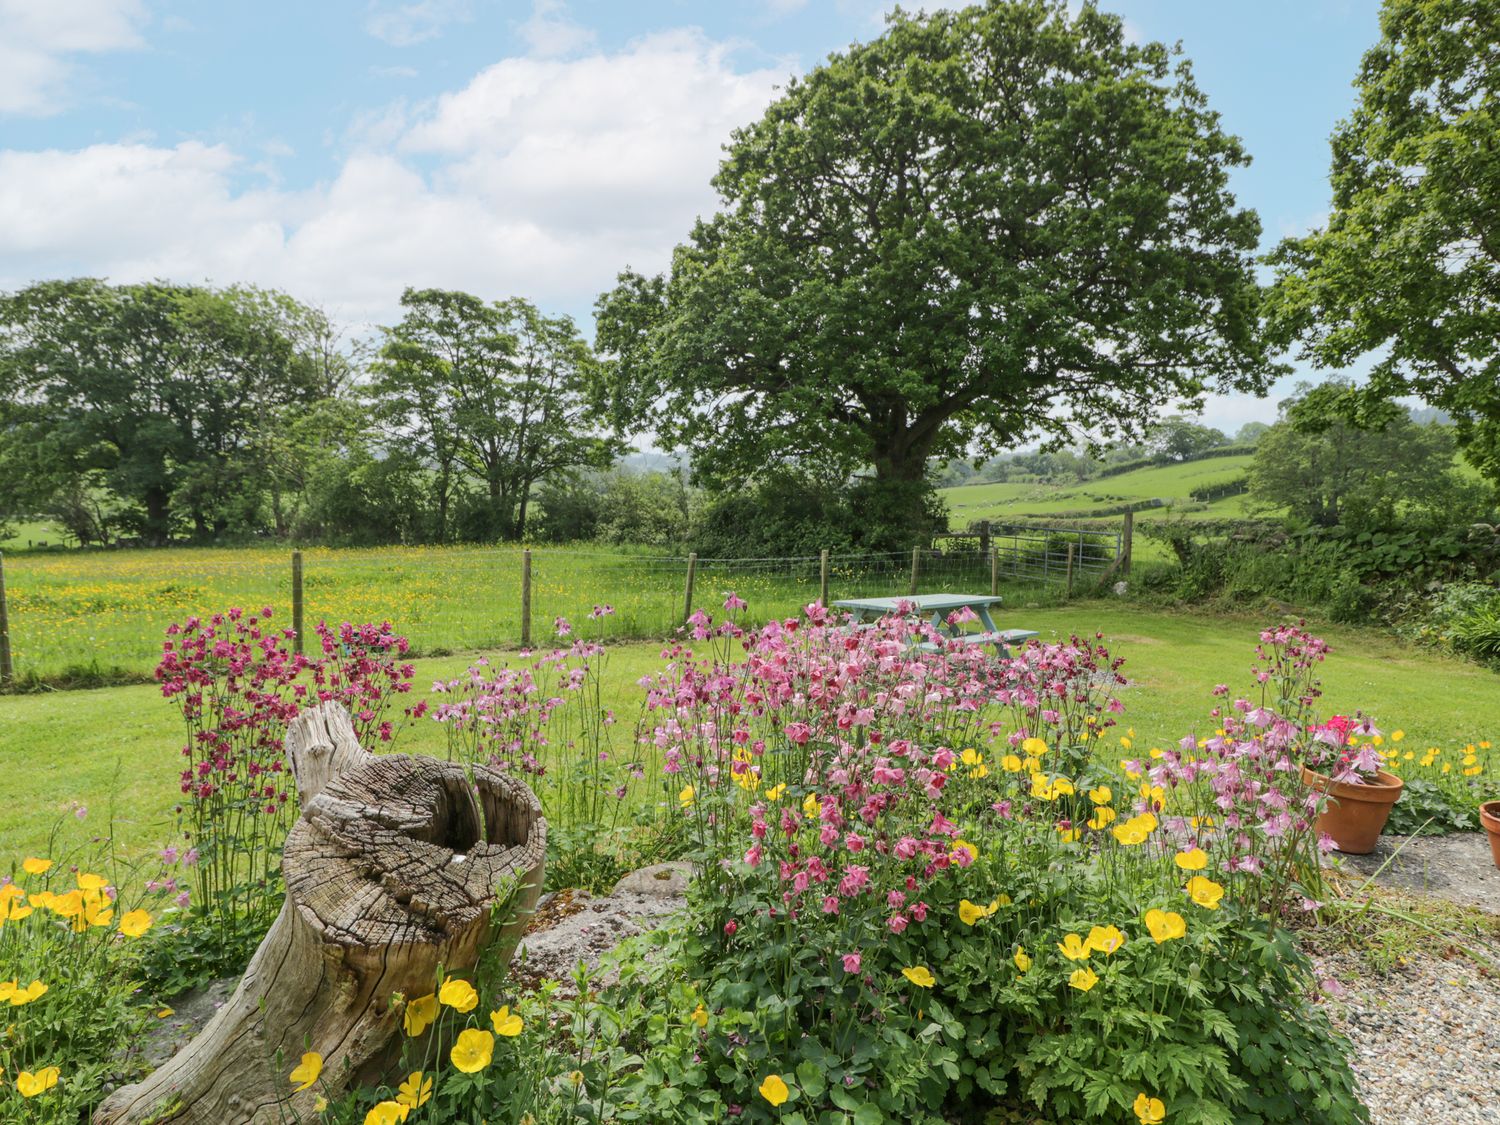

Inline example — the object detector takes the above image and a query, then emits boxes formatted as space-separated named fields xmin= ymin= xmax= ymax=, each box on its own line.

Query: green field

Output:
xmin=3 ymin=603 xmax=1497 ymax=862
xmin=1 ymin=542 xmax=1050 ymax=685
xmin=940 ymin=455 xmax=1258 ymax=524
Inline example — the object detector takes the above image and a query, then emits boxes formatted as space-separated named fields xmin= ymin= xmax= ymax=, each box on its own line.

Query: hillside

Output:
xmin=940 ymin=454 xmax=1259 ymax=525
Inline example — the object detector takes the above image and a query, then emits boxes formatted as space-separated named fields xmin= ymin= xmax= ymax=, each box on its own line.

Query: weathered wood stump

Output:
xmin=96 ymin=702 xmax=546 ymax=1124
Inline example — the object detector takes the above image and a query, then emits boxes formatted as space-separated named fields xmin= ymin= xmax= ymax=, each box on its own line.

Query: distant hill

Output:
xmin=938 ymin=454 xmax=1259 ymax=525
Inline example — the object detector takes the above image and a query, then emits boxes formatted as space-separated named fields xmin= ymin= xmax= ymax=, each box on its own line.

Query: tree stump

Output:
xmin=96 ymin=702 xmax=546 ymax=1124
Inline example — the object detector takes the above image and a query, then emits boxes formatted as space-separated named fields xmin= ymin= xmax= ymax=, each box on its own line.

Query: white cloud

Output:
xmin=518 ymin=0 xmax=596 ymax=58
xmin=0 ymin=29 xmax=787 ymax=330
xmin=0 ymin=0 xmax=146 ymax=115
xmin=364 ymin=0 xmax=471 ymax=47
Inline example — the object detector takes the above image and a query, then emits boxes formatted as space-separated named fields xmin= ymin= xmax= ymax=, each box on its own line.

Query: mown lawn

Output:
xmin=3 ymin=602 xmax=1496 ymax=862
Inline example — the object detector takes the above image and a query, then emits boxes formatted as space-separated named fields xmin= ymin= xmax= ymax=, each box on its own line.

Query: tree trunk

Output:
xmin=95 ymin=702 xmax=547 ymax=1125
xmin=144 ymin=487 xmax=171 ymax=546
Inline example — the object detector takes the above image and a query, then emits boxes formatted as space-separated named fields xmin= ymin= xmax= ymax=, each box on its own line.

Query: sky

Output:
xmin=0 ymin=0 xmax=1385 ymax=437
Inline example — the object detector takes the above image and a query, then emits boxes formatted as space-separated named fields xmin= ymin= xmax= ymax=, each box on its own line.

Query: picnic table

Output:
xmin=831 ymin=593 xmax=1038 ymax=657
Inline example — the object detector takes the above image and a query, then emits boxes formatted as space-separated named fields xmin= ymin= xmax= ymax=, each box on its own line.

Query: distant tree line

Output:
xmin=0 ymin=281 xmax=620 ymax=548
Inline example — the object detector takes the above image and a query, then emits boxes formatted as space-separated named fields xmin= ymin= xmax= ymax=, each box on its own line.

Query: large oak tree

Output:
xmin=596 ymin=0 xmax=1276 ymax=539
xmin=1267 ymin=0 xmax=1500 ymax=485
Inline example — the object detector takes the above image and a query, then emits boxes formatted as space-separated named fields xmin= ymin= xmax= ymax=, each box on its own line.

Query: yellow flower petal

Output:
xmin=450 ymin=1028 xmax=494 ymax=1073
xmin=901 ymin=965 xmax=935 ymax=988
xmin=289 ymin=1051 xmax=322 ymax=1092
xmin=759 ymin=1074 xmax=790 ymax=1107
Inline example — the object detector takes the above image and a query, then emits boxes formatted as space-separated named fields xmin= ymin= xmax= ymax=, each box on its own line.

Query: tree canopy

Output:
xmin=369 ymin=289 xmax=621 ymax=541
xmin=1267 ymin=0 xmax=1500 ymax=485
xmin=596 ymin=0 xmax=1276 ymax=541
xmin=0 ymin=279 xmax=339 ymax=544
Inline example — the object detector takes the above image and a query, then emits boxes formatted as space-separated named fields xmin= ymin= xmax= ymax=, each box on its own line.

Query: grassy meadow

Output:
xmin=939 ymin=454 xmax=1259 ymax=525
xmin=4 ymin=602 xmax=1497 ymax=862
xmin=0 ymin=542 xmax=1067 ymax=685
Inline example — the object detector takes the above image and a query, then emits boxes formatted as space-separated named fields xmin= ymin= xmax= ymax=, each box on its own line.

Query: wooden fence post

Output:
xmin=1065 ymin=542 xmax=1075 ymax=599
xmin=0 ymin=551 xmax=13 ymax=690
xmin=978 ymin=520 xmax=991 ymax=560
xmin=909 ymin=547 xmax=920 ymax=596
xmin=1121 ymin=510 xmax=1134 ymax=577
xmin=291 ymin=551 xmax=304 ymax=656
xmin=819 ymin=549 xmax=830 ymax=606
xmin=990 ymin=546 xmax=999 ymax=597
xmin=683 ymin=552 xmax=698 ymax=623
xmin=521 ymin=549 xmax=532 ymax=647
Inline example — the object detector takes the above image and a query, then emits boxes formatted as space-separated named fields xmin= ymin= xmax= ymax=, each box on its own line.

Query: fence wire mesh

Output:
xmin=0 ymin=533 xmax=1122 ymax=685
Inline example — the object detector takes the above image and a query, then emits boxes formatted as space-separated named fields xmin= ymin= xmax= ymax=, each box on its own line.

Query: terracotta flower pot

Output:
xmin=1480 ymin=801 xmax=1500 ymax=871
xmin=1300 ymin=766 xmax=1404 ymax=855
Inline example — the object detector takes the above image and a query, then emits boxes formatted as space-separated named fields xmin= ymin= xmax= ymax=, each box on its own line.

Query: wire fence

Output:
xmin=0 ymin=527 xmax=1127 ymax=688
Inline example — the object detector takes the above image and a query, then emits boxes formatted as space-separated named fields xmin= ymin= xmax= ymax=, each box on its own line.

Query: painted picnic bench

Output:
xmin=831 ymin=593 xmax=1038 ymax=657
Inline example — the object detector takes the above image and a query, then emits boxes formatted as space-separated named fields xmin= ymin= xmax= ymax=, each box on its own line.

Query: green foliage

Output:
xmin=597 ymin=0 xmax=1275 ymax=542
xmin=0 ymin=280 xmax=342 ymax=546
xmin=1249 ymin=383 xmax=1486 ymax=531
xmin=1266 ymin=0 xmax=1500 ymax=485
xmin=534 ymin=469 xmax=698 ymax=547
xmin=370 ymin=289 xmax=623 ymax=542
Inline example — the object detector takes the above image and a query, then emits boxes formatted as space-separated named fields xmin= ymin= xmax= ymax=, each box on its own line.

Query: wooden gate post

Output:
xmin=521 ymin=549 xmax=533 ymax=647
xmin=909 ymin=547 xmax=920 ymax=596
xmin=978 ymin=520 xmax=991 ymax=560
xmin=1121 ymin=510 xmax=1134 ymax=577
xmin=0 ymin=551 xmax=13 ymax=690
xmin=990 ymin=546 xmax=999 ymax=597
xmin=819 ymin=549 xmax=830 ymax=606
xmin=683 ymin=552 xmax=698 ymax=623
xmin=291 ymin=550 xmax=304 ymax=655
xmin=1066 ymin=542 xmax=1076 ymax=599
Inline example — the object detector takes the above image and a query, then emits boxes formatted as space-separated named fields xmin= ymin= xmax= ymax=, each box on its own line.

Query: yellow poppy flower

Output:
xmin=289 ymin=1051 xmax=322 ymax=1092
xmin=1014 ymin=947 xmax=1031 ymax=973
xmin=119 ymin=909 xmax=153 ymax=938
xmin=961 ymin=748 xmax=983 ymax=767
xmin=759 ymin=1074 xmax=790 ymax=1107
xmin=1088 ymin=786 xmax=1112 ymax=805
xmin=1053 ymin=777 xmax=1076 ymax=797
xmin=84 ymin=898 xmax=113 ymax=928
xmin=16 ymin=1067 xmax=59 ymax=1098
xmin=1134 ymin=1093 xmax=1166 ymax=1123
xmin=1112 ymin=821 xmax=1148 ymax=846
xmin=1088 ymin=808 xmax=1117 ymax=830
xmin=1030 ymin=773 xmax=1055 ymax=800
xmin=438 ymin=978 xmax=478 ymax=1013
xmin=678 ymin=785 xmax=695 ymax=808
xmin=21 ymin=857 xmax=51 ymax=875
xmin=1058 ymin=827 xmax=1082 ymax=843
xmin=76 ymin=873 xmax=106 ymax=892
xmin=450 ymin=1028 xmax=495 ymax=1073
xmin=1021 ymin=737 xmax=1048 ymax=756
xmin=803 ymin=793 xmax=820 ymax=818
xmin=901 ymin=965 xmax=935 ymax=988
xmin=48 ymin=889 xmax=83 ymax=917
xmin=1120 ymin=736 xmax=1133 ymax=750
xmin=490 ymin=1005 xmax=523 ymax=1037
xmin=1185 ymin=876 xmax=1224 ymax=910
xmin=9 ymin=980 xmax=47 ymax=1006
xmin=765 ymin=783 xmax=786 ymax=801
xmin=397 ymin=1071 xmax=433 ymax=1109
xmin=1174 ymin=849 xmax=1208 ymax=871
xmin=1068 ymin=967 xmax=1099 ymax=992
xmin=1391 ymin=730 xmax=1404 ymax=742
xmin=403 ymin=993 xmax=438 ymax=1037
xmin=1024 ymin=755 xmax=1042 ymax=773
xmin=690 ymin=1003 xmax=708 ymax=1027
xmin=1056 ymin=933 xmax=1090 ymax=962
xmin=1086 ymin=925 xmax=1125 ymax=956
xmin=363 ymin=1100 xmax=409 ymax=1125
xmin=958 ymin=899 xmax=988 ymax=926
xmin=952 ymin=840 xmax=979 ymax=864
xmin=1144 ymin=908 xmax=1186 ymax=943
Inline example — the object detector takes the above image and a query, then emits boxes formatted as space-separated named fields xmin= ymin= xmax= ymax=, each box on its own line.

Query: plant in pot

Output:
xmin=1301 ymin=714 xmax=1404 ymax=855
xmin=1480 ymin=798 xmax=1500 ymax=870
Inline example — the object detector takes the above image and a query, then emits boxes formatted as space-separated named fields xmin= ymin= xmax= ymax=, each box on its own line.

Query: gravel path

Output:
xmin=1328 ymin=832 xmax=1500 ymax=915
xmin=1315 ymin=941 xmax=1500 ymax=1123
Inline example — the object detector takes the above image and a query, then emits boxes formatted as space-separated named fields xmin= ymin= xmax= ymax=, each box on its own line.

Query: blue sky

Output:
xmin=0 ymin=0 xmax=1384 ymax=434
